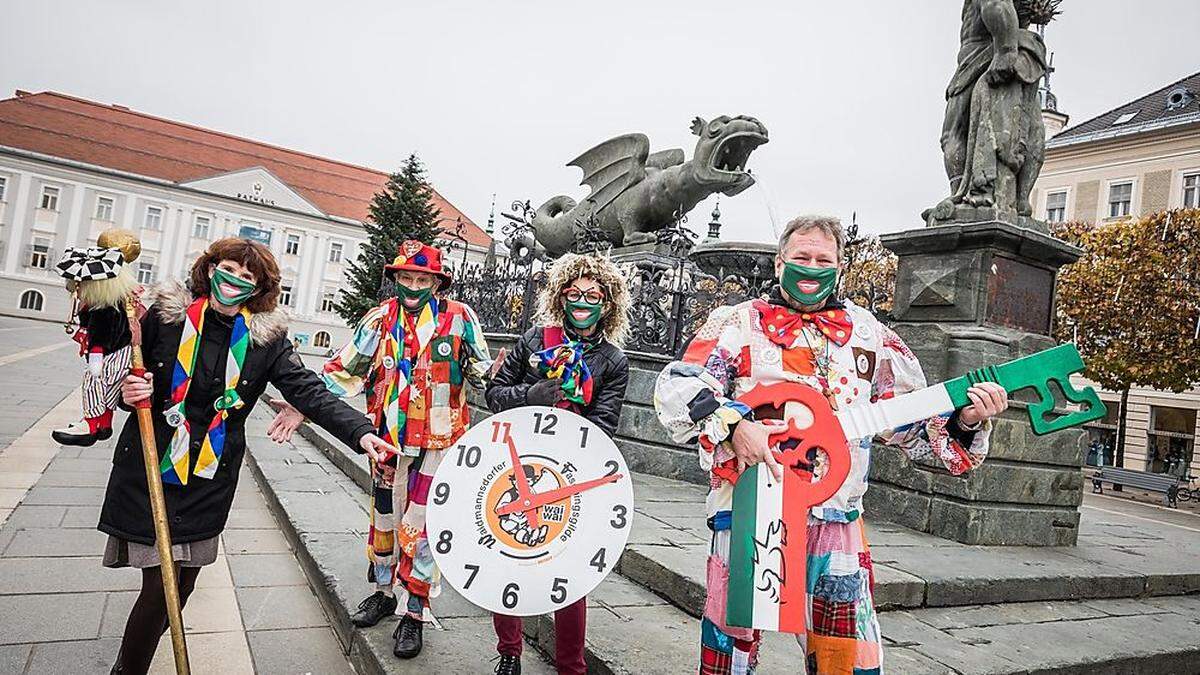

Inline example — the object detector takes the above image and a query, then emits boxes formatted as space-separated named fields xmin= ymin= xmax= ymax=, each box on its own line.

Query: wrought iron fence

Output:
xmin=444 ymin=250 xmax=768 ymax=357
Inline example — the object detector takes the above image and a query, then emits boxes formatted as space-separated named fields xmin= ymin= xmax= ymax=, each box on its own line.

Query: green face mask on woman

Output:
xmin=779 ymin=261 xmax=838 ymax=306
xmin=397 ymin=283 xmax=434 ymax=312
xmin=209 ymin=268 xmax=257 ymax=305
xmin=563 ymin=299 xmax=603 ymax=330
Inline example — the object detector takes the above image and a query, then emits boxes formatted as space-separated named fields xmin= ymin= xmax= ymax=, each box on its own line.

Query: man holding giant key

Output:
xmin=654 ymin=215 xmax=1009 ymax=675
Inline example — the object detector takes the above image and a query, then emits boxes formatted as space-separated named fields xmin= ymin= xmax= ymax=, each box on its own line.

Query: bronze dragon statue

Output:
xmin=531 ymin=115 xmax=768 ymax=257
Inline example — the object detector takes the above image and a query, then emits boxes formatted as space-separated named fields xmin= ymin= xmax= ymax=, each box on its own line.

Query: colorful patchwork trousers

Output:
xmin=700 ymin=516 xmax=883 ymax=675
xmin=367 ymin=445 xmax=446 ymax=606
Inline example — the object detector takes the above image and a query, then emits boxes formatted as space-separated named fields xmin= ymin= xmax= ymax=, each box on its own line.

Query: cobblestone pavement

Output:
xmin=0 ymin=317 xmax=356 ymax=674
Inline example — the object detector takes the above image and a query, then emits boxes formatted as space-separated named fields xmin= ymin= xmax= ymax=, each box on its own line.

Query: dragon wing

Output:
xmin=567 ymin=133 xmax=650 ymax=213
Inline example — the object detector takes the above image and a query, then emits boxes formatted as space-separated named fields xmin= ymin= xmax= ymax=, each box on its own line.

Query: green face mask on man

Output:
xmin=397 ymin=283 xmax=434 ymax=312
xmin=779 ymin=261 xmax=838 ymax=306
xmin=209 ymin=268 xmax=257 ymax=305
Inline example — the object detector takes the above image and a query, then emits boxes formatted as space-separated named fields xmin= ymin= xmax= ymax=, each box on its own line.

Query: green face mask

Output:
xmin=780 ymin=261 xmax=838 ymax=306
xmin=563 ymin=299 xmax=603 ymax=330
xmin=209 ymin=268 xmax=257 ymax=305
xmin=397 ymin=283 xmax=434 ymax=312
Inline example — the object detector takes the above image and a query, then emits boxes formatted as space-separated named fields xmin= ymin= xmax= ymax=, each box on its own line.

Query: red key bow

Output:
xmin=753 ymin=301 xmax=854 ymax=348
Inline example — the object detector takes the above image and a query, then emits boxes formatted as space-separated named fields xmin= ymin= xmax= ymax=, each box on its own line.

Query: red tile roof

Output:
xmin=0 ymin=90 xmax=490 ymax=246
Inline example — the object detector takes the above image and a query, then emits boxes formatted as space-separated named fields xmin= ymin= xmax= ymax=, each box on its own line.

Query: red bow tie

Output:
xmin=754 ymin=301 xmax=854 ymax=348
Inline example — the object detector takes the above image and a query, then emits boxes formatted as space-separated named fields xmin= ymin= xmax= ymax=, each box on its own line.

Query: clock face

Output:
xmin=426 ymin=406 xmax=634 ymax=616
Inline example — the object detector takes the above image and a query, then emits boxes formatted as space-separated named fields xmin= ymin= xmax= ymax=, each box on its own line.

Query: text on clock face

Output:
xmin=426 ymin=406 xmax=635 ymax=616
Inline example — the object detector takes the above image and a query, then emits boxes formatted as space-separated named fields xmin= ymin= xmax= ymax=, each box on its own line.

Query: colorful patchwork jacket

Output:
xmin=322 ymin=297 xmax=492 ymax=455
xmin=654 ymin=294 xmax=991 ymax=523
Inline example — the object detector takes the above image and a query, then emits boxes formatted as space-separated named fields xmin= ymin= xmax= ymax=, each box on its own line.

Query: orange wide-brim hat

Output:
xmin=384 ymin=240 xmax=452 ymax=286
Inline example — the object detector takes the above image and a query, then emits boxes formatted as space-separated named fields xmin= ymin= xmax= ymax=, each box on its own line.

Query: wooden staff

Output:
xmin=125 ymin=296 xmax=191 ymax=675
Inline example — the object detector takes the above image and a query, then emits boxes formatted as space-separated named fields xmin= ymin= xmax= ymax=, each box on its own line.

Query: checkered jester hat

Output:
xmin=55 ymin=246 xmax=126 ymax=282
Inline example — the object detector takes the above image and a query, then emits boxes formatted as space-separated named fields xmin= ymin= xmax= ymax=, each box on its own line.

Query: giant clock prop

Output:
xmin=426 ymin=406 xmax=634 ymax=616
xmin=725 ymin=343 xmax=1107 ymax=634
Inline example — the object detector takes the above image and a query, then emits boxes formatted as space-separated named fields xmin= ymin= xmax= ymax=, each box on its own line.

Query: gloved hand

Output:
xmin=526 ymin=378 xmax=565 ymax=406
xmin=87 ymin=351 xmax=104 ymax=377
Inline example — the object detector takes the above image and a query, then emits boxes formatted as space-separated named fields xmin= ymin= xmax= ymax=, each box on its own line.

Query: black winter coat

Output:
xmin=99 ymin=298 xmax=374 ymax=545
xmin=486 ymin=325 xmax=629 ymax=437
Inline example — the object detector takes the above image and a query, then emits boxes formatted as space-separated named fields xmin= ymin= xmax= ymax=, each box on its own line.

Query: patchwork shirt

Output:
xmin=323 ymin=298 xmax=492 ymax=454
xmin=654 ymin=296 xmax=991 ymax=523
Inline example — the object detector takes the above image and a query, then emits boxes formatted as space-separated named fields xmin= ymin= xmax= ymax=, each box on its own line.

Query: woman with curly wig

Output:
xmin=485 ymin=252 xmax=632 ymax=675
xmin=101 ymin=238 xmax=394 ymax=674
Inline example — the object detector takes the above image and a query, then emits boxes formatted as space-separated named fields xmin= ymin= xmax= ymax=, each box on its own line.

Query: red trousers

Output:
xmin=493 ymin=597 xmax=587 ymax=674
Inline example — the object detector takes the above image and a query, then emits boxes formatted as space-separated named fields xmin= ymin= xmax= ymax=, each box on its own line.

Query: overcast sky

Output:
xmin=3 ymin=1 xmax=1198 ymax=242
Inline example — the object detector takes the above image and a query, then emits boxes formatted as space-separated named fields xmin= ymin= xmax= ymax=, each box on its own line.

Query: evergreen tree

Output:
xmin=337 ymin=154 xmax=443 ymax=324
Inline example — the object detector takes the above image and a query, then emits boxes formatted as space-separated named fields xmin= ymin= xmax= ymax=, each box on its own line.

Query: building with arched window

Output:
xmin=0 ymin=90 xmax=491 ymax=352
xmin=313 ymin=330 xmax=331 ymax=350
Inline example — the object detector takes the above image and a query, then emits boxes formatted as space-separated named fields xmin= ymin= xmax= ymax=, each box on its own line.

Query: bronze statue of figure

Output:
xmin=927 ymin=0 xmax=1060 ymax=227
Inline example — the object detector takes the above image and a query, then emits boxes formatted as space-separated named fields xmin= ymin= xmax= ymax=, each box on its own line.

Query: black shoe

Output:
xmin=51 ymin=421 xmax=107 ymax=447
xmin=393 ymin=615 xmax=423 ymax=659
xmin=494 ymin=654 xmax=521 ymax=675
xmin=350 ymin=591 xmax=397 ymax=628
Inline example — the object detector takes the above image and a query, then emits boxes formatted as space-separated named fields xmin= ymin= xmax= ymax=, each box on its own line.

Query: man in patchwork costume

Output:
xmin=273 ymin=240 xmax=493 ymax=659
xmin=654 ymin=216 xmax=1009 ymax=675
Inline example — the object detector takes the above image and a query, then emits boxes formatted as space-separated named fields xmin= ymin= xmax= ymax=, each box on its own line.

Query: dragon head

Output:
xmin=690 ymin=115 xmax=769 ymax=196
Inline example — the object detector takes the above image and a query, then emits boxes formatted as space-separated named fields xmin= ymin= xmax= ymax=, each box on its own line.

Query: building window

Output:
xmin=313 ymin=331 xmax=331 ymax=349
xmin=280 ymin=283 xmax=293 ymax=307
xmin=40 ymin=185 xmax=60 ymax=211
xmin=95 ymin=195 xmax=115 ymax=221
xmin=285 ymin=233 xmax=301 ymax=256
xmin=328 ymin=241 xmax=344 ymax=263
xmin=1108 ymin=182 xmax=1132 ymax=218
xmin=136 ymin=260 xmax=155 ymax=285
xmin=320 ymin=291 xmax=337 ymax=313
xmin=193 ymin=214 xmax=212 ymax=239
xmin=0 ymin=176 xmax=7 ymax=202
xmin=18 ymin=289 xmax=44 ymax=312
xmin=1146 ymin=406 xmax=1197 ymax=477
xmin=28 ymin=236 xmax=51 ymax=269
xmin=1045 ymin=191 xmax=1067 ymax=223
xmin=144 ymin=205 xmax=164 ymax=231
xmin=1185 ymin=173 xmax=1200 ymax=209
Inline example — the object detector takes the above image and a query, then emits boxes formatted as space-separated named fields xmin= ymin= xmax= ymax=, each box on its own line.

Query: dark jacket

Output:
xmin=99 ymin=283 xmax=374 ymax=545
xmin=486 ymin=325 xmax=629 ymax=438
xmin=79 ymin=305 xmax=132 ymax=354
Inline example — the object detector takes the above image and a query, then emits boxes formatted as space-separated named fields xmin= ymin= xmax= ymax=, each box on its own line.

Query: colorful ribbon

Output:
xmin=161 ymin=297 xmax=250 ymax=485
xmin=535 ymin=326 xmax=594 ymax=406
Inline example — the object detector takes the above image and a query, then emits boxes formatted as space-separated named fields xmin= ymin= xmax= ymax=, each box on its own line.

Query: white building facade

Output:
xmin=0 ymin=91 xmax=489 ymax=354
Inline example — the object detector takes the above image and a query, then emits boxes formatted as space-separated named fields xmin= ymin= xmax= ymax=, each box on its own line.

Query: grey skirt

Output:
xmin=102 ymin=535 xmax=219 ymax=569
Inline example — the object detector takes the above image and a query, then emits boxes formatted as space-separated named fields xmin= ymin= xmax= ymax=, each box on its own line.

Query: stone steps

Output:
xmin=256 ymin=397 xmax=1200 ymax=673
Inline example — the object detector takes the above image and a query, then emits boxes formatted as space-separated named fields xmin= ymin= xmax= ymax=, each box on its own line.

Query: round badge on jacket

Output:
xmin=382 ymin=355 xmax=396 ymax=370
xmin=437 ymin=342 xmax=452 ymax=358
xmin=427 ymin=406 xmax=634 ymax=616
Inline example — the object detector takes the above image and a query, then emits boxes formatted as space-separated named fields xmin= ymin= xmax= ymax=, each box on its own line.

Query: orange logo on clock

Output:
xmin=484 ymin=463 xmax=575 ymax=552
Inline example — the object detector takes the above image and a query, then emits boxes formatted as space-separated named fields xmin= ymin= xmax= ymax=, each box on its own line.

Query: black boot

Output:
xmin=393 ymin=615 xmax=424 ymax=659
xmin=494 ymin=654 xmax=521 ymax=675
xmin=350 ymin=591 xmax=397 ymax=628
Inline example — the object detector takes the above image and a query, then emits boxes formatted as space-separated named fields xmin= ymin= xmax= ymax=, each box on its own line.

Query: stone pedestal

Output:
xmin=873 ymin=220 xmax=1089 ymax=546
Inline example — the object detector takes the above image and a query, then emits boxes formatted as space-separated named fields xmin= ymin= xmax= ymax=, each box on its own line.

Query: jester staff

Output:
xmin=112 ymin=236 xmax=191 ymax=675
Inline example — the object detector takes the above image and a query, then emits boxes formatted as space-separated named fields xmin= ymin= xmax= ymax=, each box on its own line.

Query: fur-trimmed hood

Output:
xmin=143 ymin=278 xmax=289 ymax=347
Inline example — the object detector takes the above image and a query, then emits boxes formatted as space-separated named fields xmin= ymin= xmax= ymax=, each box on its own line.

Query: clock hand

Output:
xmin=495 ymin=472 xmax=623 ymax=516
xmin=504 ymin=437 xmax=540 ymax=528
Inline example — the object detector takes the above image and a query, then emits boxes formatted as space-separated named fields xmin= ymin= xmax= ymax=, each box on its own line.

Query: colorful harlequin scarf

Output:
xmin=376 ymin=297 xmax=439 ymax=451
xmin=161 ymin=298 xmax=250 ymax=485
xmin=534 ymin=326 xmax=594 ymax=406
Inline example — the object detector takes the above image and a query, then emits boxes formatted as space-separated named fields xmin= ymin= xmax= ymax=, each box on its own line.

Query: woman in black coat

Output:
xmin=484 ymin=253 xmax=631 ymax=675
xmin=101 ymin=238 xmax=394 ymax=674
